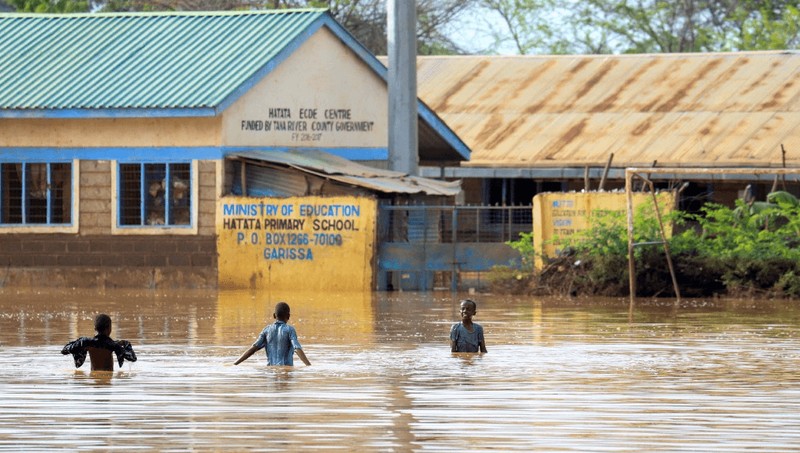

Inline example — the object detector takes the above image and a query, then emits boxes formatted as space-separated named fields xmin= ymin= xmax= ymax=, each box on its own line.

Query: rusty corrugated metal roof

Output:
xmin=415 ymin=52 xmax=800 ymax=168
xmin=232 ymin=149 xmax=462 ymax=196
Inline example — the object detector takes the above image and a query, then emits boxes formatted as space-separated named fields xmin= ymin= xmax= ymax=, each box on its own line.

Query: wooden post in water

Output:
xmin=645 ymin=179 xmax=681 ymax=304
xmin=625 ymin=170 xmax=636 ymax=310
xmin=625 ymin=166 xmax=800 ymax=314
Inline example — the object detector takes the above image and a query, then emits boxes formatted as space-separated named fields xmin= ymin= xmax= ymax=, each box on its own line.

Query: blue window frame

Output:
xmin=0 ymin=162 xmax=73 ymax=225
xmin=118 ymin=162 xmax=191 ymax=227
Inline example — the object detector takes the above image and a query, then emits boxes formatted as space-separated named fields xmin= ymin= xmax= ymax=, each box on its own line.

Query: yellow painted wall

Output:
xmin=0 ymin=117 xmax=221 ymax=147
xmin=217 ymin=196 xmax=377 ymax=291
xmin=221 ymin=27 xmax=388 ymax=148
xmin=532 ymin=191 xmax=675 ymax=269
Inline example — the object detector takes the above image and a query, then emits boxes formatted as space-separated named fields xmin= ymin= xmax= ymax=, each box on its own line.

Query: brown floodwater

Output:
xmin=1 ymin=288 xmax=799 ymax=451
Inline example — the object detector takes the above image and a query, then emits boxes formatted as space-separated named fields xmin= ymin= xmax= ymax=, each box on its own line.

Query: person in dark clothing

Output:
xmin=450 ymin=299 xmax=487 ymax=353
xmin=61 ymin=313 xmax=137 ymax=371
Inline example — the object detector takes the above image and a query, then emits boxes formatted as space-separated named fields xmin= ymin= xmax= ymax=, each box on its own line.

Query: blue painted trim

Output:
xmin=417 ymin=101 xmax=471 ymax=160
xmin=320 ymin=16 xmax=471 ymax=161
xmin=116 ymin=163 xmax=122 ymax=228
xmin=0 ymin=146 xmax=387 ymax=161
xmin=21 ymin=163 xmax=27 ymax=221
xmin=138 ymin=164 xmax=145 ymax=225
xmin=165 ymin=164 xmax=172 ymax=225
xmin=0 ymin=107 xmax=217 ymax=119
xmin=46 ymin=164 xmax=52 ymax=223
xmin=216 ymin=13 xmax=470 ymax=162
xmin=0 ymin=161 xmax=76 ymax=227
xmin=215 ymin=17 xmax=328 ymax=114
xmin=0 ymin=12 xmax=470 ymax=161
xmin=319 ymin=16 xmax=389 ymax=82
xmin=115 ymin=161 xmax=195 ymax=229
xmin=222 ymin=146 xmax=387 ymax=161
xmin=0 ymin=147 xmax=224 ymax=161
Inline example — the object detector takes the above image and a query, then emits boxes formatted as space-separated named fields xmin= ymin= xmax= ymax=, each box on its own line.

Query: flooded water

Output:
xmin=1 ymin=289 xmax=799 ymax=451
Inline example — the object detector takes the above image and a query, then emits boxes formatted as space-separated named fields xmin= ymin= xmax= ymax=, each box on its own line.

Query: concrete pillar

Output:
xmin=387 ymin=0 xmax=418 ymax=175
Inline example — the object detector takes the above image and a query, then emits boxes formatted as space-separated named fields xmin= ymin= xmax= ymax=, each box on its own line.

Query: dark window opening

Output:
xmin=119 ymin=163 xmax=191 ymax=227
xmin=1 ymin=162 xmax=72 ymax=225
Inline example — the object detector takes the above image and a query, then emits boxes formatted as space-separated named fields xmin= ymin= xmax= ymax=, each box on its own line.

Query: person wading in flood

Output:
xmin=234 ymin=301 xmax=311 ymax=367
xmin=450 ymin=299 xmax=487 ymax=353
xmin=61 ymin=313 xmax=137 ymax=371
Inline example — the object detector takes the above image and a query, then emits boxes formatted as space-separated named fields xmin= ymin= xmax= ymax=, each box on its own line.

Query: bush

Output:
xmin=493 ymin=193 xmax=800 ymax=298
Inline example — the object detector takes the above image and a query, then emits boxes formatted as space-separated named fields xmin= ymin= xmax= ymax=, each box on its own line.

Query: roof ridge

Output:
xmin=415 ymin=50 xmax=797 ymax=59
xmin=0 ymin=8 xmax=328 ymax=19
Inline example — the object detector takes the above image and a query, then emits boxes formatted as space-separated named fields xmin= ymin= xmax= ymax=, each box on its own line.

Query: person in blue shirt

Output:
xmin=450 ymin=299 xmax=487 ymax=353
xmin=234 ymin=302 xmax=311 ymax=366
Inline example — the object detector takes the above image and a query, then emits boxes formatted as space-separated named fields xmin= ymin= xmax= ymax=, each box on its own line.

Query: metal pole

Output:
xmin=387 ymin=0 xmax=418 ymax=175
xmin=625 ymin=170 xmax=636 ymax=309
xmin=451 ymin=207 xmax=458 ymax=292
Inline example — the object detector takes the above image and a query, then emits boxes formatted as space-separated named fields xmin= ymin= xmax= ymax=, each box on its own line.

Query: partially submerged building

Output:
xmin=413 ymin=52 xmax=800 ymax=209
xmin=0 ymin=10 xmax=468 ymax=290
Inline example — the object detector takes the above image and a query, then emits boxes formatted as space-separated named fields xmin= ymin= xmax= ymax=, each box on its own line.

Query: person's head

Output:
xmin=94 ymin=313 xmax=112 ymax=336
xmin=273 ymin=302 xmax=291 ymax=322
xmin=460 ymin=299 xmax=477 ymax=322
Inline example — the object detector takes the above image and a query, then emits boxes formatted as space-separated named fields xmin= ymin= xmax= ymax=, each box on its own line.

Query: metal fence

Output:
xmin=378 ymin=205 xmax=532 ymax=244
xmin=377 ymin=205 xmax=532 ymax=291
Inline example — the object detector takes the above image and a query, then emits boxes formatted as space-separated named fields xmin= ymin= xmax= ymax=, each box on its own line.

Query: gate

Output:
xmin=377 ymin=205 xmax=531 ymax=291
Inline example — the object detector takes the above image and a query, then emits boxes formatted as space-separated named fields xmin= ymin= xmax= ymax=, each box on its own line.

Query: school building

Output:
xmin=7 ymin=12 xmax=797 ymax=292
xmin=0 ymin=10 xmax=469 ymax=290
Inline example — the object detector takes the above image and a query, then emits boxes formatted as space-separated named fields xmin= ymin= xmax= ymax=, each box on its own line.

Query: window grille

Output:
xmin=119 ymin=163 xmax=191 ymax=227
xmin=0 ymin=162 xmax=72 ymax=225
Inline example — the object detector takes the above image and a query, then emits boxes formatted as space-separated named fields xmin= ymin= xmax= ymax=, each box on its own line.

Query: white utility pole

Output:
xmin=387 ymin=0 xmax=418 ymax=175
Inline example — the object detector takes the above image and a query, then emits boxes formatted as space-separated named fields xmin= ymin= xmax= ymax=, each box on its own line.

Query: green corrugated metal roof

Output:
xmin=0 ymin=9 xmax=326 ymax=112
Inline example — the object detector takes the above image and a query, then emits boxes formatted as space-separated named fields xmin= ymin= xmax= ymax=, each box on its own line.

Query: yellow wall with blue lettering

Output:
xmin=532 ymin=192 xmax=675 ymax=270
xmin=217 ymin=195 xmax=377 ymax=291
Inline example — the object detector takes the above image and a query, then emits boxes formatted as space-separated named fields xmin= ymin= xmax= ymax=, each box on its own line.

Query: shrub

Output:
xmin=494 ymin=193 xmax=800 ymax=298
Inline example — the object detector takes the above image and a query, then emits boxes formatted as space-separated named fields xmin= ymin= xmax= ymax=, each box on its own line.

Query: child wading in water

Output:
xmin=61 ymin=313 xmax=137 ymax=371
xmin=450 ymin=299 xmax=487 ymax=353
xmin=234 ymin=301 xmax=311 ymax=366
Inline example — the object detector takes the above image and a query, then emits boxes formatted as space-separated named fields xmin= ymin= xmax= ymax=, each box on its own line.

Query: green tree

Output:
xmin=477 ymin=0 xmax=800 ymax=54
xmin=92 ymin=0 xmax=475 ymax=55
xmin=9 ymin=0 xmax=91 ymax=12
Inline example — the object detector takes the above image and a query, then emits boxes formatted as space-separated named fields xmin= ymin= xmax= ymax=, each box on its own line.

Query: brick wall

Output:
xmin=0 ymin=159 xmax=220 ymax=289
xmin=0 ymin=234 xmax=217 ymax=268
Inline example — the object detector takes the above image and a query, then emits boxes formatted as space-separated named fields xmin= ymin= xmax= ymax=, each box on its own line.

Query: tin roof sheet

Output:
xmin=414 ymin=52 xmax=800 ymax=168
xmin=0 ymin=10 xmax=325 ymax=111
xmin=0 ymin=11 xmax=469 ymax=162
xmin=233 ymin=149 xmax=462 ymax=196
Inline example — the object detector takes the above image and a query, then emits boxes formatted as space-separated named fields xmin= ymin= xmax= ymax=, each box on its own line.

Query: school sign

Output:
xmin=217 ymin=196 xmax=377 ymax=291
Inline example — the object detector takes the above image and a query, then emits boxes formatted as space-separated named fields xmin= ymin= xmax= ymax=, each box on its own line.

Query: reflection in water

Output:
xmin=1 ymin=289 xmax=800 ymax=451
